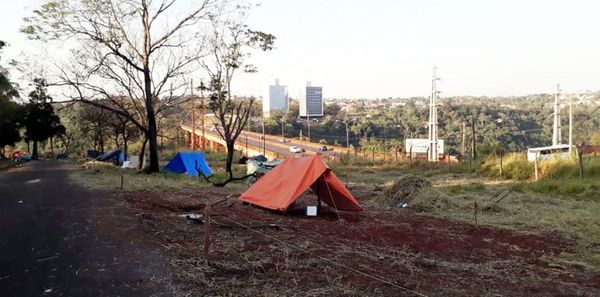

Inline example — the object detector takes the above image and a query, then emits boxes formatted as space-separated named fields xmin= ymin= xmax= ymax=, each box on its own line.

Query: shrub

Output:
xmin=482 ymin=153 xmax=533 ymax=180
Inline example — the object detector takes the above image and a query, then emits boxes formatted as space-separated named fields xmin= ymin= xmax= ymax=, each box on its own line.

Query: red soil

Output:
xmin=115 ymin=190 xmax=600 ymax=296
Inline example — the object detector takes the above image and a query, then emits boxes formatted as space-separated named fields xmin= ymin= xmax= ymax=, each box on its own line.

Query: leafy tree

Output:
xmin=201 ymin=15 xmax=274 ymax=186
xmin=22 ymin=79 xmax=65 ymax=159
xmin=0 ymin=97 xmax=21 ymax=156
xmin=0 ymin=40 xmax=22 ymax=157
xmin=324 ymin=102 xmax=341 ymax=117
xmin=23 ymin=0 xmax=222 ymax=172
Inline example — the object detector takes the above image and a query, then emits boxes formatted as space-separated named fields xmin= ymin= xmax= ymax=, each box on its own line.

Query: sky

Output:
xmin=2 ymin=0 xmax=600 ymax=99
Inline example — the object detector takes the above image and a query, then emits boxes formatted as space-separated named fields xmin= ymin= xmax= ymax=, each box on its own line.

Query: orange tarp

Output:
xmin=239 ymin=155 xmax=362 ymax=211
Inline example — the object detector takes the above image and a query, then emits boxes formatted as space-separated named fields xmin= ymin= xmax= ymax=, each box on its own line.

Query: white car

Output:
xmin=289 ymin=146 xmax=302 ymax=153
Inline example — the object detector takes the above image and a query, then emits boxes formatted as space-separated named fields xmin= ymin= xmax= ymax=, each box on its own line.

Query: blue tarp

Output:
xmin=87 ymin=150 xmax=102 ymax=159
xmin=96 ymin=149 xmax=125 ymax=165
xmin=163 ymin=152 xmax=212 ymax=177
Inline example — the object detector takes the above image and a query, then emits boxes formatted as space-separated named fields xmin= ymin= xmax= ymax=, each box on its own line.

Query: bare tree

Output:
xmin=200 ymin=15 xmax=274 ymax=186
xmin=22 ymin=0 xmax=221 ymax=172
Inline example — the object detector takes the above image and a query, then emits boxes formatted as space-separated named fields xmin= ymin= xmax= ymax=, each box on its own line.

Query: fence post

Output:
xmin=499 ymin=152 xmax=503 ymax=177
xmin=534 ymin=152 xmax=539 ymax=181
xmin=578 ymin=147 xmax=584 ymax=179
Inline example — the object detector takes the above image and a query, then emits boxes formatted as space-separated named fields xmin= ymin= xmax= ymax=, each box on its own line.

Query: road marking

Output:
xmin=25 ymin=179 xmax=41 ymax=184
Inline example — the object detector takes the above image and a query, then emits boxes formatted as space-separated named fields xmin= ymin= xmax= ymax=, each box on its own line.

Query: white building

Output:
xmin=300 ymin=82 xmax=323 ymax=117
xmin=263 ymin=79 xmax=288 ymax=117
xmin=405 ymin=139 xmax=445 ymax=157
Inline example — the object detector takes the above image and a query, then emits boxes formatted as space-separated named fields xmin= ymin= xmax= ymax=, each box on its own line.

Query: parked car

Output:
xmin=318 ymin=146 xmax=328 ymax=151
xmin=289 ymin=146 xmax=302 ymax=153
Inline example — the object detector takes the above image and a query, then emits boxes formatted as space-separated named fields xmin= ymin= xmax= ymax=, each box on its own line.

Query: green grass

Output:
xmin=0 ymin=159 xmax=16 ymax=170
xmin=72 ymin=151 xmax=250 ymax=192
xmin=527 ymin=178 xmax=600 ymax=201
xmin=481 ymin=153 xmax=600 ymax=181
xmin=481 ymin=153 xmax=533 ymax=179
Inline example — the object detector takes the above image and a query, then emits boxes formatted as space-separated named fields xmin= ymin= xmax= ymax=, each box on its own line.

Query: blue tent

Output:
xmin=96 ymin=149 xmax=125 ymax=165
xmin=163 ymin=152 xmax=212 ymax=177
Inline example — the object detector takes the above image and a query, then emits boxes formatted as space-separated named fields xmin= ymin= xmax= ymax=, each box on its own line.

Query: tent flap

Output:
xmin=239 ymin=155 xmax=362 ymax=211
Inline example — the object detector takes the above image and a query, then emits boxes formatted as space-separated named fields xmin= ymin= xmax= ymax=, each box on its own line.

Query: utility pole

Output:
xmin=345 ymin=121 xmax=350 ymax=148
xmin=471 ymin=117 xmax=476 ymax=160
xmin=307 ymin=113 xmax=311 ymax=143
xmin=552 ymin=83 xmax=562 ymax=146
xmin=461 ymin=121 xmax=466 ymax=157
xmin=300 ymin=129 xmax=303 ymax=155
xmin=428 ymin=66 xmax=440 ymax=162
xmin=190 ymin=79 xmax=195 ymax=150
xmin=261 ymin=119 xmax=266 ymax=155
xmin=200 ymin=80 xmax=206 ymax=150
xmin=569 ymin=94 xmax=573 ymax=156
xmin=281 ymin=119 xmax=285 ymax=141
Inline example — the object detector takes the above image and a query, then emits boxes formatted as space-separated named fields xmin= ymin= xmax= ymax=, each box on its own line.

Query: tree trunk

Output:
xmin=27 ymin=140 xmax=30 ymax=154
xmin=50 ymin=136 xmax=54 ymax=158
xmin=143 ymin=68 xmax=160 ymax=173
xmin=122 ymin=133 xmax=128 ymax=161
xmin=32 ymin=140 xmax=39 ymax=160
xmin=99 ymin=132 xmax=105 ymax=153
xmin=138 ymin=136 xmax=148 ymax=170
xmin=225 ymin=142 xmax=235 ymax=174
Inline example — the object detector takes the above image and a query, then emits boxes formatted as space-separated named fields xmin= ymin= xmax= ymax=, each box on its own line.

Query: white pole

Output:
xmin=552 ymin=84 xmax=561 ymax=146
xmin=569 ymin=94 xmax=573 ymax=156
xmin=346 ymin=121 xmax=350 ymax=148
xmin=428 ymin=66 xmax=439 ymax=162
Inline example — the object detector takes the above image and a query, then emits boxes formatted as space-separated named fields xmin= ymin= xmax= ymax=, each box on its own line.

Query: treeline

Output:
xmin=256 ymin=95 xmax=600 ymax=158
xmin=0 ymin=41 xmax=65 ymax=159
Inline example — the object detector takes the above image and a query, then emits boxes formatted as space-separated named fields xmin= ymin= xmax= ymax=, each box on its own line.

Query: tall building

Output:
xmin=262 ymin=79 xmax=288 ymax=117
xmin=300 ymin=82 xmax=323 ymax=117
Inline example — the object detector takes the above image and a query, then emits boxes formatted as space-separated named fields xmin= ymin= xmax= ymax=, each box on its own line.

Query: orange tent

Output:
xmin=239 ymin=155 xmax=362 ymax=211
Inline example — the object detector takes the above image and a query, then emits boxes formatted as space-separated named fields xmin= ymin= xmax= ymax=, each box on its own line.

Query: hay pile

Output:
xmin=81 ymin=160 xmax=115 ymax=169
xmin=383 ymin=175 xmax=431 ymax=203
xmin=382 ymin=175 xmax=454 ymax=212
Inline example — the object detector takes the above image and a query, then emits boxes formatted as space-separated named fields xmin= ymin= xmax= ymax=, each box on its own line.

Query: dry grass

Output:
xmin=333 ymin=162 xmax=600 ymax=269
xmin=71 ymin=156 xmax=249 ymax=193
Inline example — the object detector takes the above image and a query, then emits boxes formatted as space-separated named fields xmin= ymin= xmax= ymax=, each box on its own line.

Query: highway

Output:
xmin=236 ymin=130 xmax=342 ymax=158
xmin=196 ymin=126 xmax=342 ymax=159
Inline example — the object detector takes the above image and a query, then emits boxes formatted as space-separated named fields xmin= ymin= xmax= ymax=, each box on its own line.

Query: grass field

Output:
xmin=0 ymin=159 xmax=16 ymax=170
xmin=70 ymin=153 xmax=600 ymax=295
xmin=332 ymin=158 xmax=600 ymax=267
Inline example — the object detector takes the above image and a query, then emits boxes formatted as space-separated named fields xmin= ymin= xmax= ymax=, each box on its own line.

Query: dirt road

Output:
xmin=0 ymin=161 xmax=179 ymax=297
